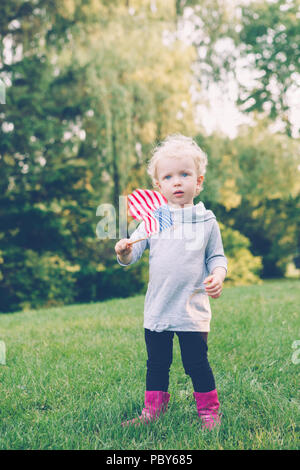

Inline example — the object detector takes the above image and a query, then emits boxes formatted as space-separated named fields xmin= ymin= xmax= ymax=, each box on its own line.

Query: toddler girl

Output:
xmin=115 ymin=135 xmax=227 ymax=430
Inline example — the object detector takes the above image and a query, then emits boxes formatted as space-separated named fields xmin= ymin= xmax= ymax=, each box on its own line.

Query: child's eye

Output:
xmin=164 ymin=175 xmax=171 ymax=179
xmin=182 ymin=172 xmax=188 ymax=177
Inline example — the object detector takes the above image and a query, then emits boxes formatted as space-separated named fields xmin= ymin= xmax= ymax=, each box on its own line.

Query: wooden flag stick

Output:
xmin=128 ymin=225 xmax=177 ymax=245
xmin=128 ymin=237 xmax=148 ymax=245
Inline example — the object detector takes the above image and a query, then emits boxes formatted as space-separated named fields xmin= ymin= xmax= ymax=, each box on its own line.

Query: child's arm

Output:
xmin=115 ymin=221 xmax=149 ymax=266
xmin=204 ymin=219 xmax=227 ymax=298
xmin=211 ymin=266 xmax=226 ymax=283
xmin=204 ymin=267 xmax=226 ymax=299
xmin=115 ymin=239 xmax=133 ymax=265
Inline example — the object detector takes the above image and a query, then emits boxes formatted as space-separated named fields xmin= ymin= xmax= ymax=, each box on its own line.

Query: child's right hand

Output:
xmin=115 ymin=238 xmax=133 ymax=257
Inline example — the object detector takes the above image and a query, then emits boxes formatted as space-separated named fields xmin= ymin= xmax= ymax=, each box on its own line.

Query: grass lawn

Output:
xmin=0 ymin=279 xmax=299 ymax=450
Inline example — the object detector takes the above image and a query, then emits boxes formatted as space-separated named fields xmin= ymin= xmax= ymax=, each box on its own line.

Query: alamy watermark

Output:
xmin=0 ymin=341 xmax=6 ymax=365
xmin=291 ymin=340 xmax=300 ymax=365
xmin=95 ymin=196 xmax=205 ymax=251
xmin=0 ymin=79 xmax=6 ymax=104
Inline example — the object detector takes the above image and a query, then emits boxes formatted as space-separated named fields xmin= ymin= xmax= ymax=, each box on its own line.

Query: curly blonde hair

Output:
xmin=147 ymin=134 xmax=208 ymax=195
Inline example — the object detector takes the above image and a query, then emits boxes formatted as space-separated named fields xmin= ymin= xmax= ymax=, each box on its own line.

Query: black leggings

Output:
xmin=145 ymin=329 xmax=216 ymax=393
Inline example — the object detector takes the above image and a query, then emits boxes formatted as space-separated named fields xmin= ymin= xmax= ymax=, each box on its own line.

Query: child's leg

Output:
xmin=144 ymin=328 xmax=174 ymax=391
xmin=177 ymin=332 xmax=220 ymax=429
xmin=176 ymin=331 xmax=215 ymax=392
xmin=121 ymin=329 xmax=173 ymax=426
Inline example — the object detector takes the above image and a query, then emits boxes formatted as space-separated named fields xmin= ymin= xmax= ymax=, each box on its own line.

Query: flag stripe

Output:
xmin=149 ymin=190 xmax=166 ymax=207
xmin=127 ymin=189 xmax=172 ymax=238
xmin=128 ymin=197 xmax=156 ymax=235
xmin=136 ymin=190 xmax=160 ymax=233
xmin=128 ymin=199 xmax=154 ymax=235
xmin=136 ymin=189 xmax=156 ymax=212
xmin=130 ymin=192 xmax=155 ymax=234
xmin=143 ymin=189 xmax=158 ymax=209
xmin=135 ymin=190 xmax=155 ymax=214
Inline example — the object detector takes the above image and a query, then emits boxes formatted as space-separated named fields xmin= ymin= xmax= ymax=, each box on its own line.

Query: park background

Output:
xmin=0 ymin=0 xmax=300 ymax=313
xmin=0 ymin=0 xmax=299 ymax=451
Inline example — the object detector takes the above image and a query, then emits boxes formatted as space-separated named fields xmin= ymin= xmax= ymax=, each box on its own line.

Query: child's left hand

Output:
xmin=203 ymin=273 xmax=223 ymax=299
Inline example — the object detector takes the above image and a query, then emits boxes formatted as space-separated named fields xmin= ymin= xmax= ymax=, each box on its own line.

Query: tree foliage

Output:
xmin=198 ymin=122 xmax=300 ymax=277
xmin=0 ymin=0 xmax=200 ymax=312
xmin=237 ymin=0 xmax=300 ymax=136
xmin=0 ymin=0 xmax=299 ymax=312
xmin=189 ymin=0 xmax=299 ymax=136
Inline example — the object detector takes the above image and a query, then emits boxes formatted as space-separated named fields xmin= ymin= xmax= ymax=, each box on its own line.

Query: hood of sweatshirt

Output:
xmin=166 ymin=201 xmax=216 ymax=224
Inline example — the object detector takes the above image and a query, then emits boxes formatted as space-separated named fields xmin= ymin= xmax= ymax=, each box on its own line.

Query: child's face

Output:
xmin=155 ymin=156 xmax=204 ymax=209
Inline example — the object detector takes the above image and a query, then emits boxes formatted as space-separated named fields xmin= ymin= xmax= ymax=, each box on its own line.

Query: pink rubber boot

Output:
xmin=121 ymin=391 xmax=170 ymax=427
xmin=193 ymin=389 xmax=221 ymax=430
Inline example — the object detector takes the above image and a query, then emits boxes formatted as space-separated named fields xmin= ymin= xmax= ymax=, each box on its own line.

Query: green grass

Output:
xmin=0 ymin=279 xmax=299 ymax=450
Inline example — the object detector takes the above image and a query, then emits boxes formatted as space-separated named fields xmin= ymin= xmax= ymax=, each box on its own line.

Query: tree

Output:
xmin=198 ymin=122 xmax=300 ymax=277
xmin=0 ymin=0 xmax=201 ymax=311
xmin=237 ymin=0 xmax=300 ymax=137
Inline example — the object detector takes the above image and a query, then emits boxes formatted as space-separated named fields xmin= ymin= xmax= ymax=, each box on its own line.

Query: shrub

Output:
xmin=0 ymin=248 xmax=77 ymax=312
xmin=220 ymin=222 xmax=263 ymax=285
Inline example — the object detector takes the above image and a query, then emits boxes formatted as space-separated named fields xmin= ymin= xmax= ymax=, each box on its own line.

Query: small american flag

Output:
xmin=128 ymin=189 xmax=174 ymax=242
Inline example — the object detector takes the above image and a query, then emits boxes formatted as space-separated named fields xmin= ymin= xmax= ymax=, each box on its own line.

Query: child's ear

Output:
xmin=197 ymin=175 xmax=204 ymax=186
xmin=196 ymin=175 xmax=204 ymax=195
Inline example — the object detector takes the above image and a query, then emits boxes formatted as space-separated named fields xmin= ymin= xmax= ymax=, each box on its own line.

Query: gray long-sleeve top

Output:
xmin=117 ymin=201 xmax=227 ymax=332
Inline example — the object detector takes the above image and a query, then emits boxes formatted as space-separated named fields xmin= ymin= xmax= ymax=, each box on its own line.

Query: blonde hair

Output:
xmin=147 ymin=134 xmax=208 ymax=195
